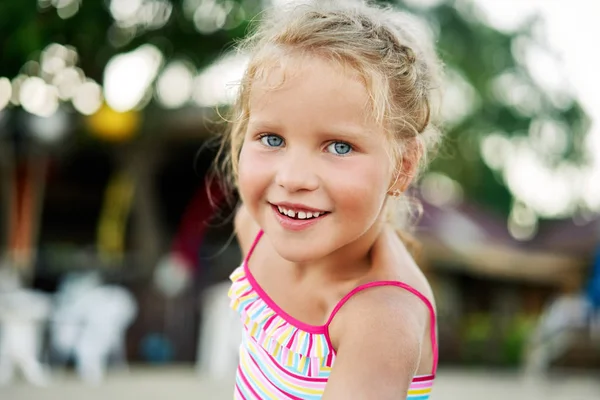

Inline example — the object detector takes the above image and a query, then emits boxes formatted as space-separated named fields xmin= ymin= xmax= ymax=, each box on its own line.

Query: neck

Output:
xmin=285 ymin=219 xmax=386 ymax=283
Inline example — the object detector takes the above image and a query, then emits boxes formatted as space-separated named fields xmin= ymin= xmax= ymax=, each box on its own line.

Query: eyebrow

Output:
xmin=318 ymin=126 xmax=370 ymax=141
xmin=247 ymin=119 xmax=283 ymax=132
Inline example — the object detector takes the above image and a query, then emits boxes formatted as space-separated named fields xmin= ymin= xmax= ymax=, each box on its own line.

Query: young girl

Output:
xmin=220 ymin=1 xmax=443 ymax=398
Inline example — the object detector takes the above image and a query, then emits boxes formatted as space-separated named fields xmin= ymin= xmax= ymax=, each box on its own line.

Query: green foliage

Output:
xmin=0 ymin=1 xmax=256 ymax=81
xmin=0 ymin=0 xmax=590 ymax=218
xmin=397 ymin=0 xmax=589 ymax=217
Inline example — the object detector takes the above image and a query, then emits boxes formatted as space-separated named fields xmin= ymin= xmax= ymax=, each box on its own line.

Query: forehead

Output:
xmin=247 ymin=54 xmax=378 ymax=133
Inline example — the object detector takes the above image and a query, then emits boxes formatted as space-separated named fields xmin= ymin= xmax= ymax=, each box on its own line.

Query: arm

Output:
xmin=323 ymin=287 xmax=428 ymax=400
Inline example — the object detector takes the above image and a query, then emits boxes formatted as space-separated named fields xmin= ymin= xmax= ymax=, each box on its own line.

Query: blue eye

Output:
xmin=260 ymin=134 xmax=284 ymax=147
xmin=327 ymin=141 xmax=353 ymax=155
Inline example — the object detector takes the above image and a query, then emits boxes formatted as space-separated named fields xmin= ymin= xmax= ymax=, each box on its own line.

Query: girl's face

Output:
xmin=238 ymin=55 xmax=395 ymax=263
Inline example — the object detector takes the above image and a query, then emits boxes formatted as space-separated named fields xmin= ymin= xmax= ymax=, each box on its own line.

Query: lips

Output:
xmin=270 ymin=202 xmax=329 ymax=220
xmin=270 ymin=203 xmax=329 ymax=231
xmin=276 ymin=206 xmax=323 ymax=219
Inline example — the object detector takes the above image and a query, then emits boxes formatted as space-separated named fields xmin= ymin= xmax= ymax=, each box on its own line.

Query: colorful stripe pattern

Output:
xmin=228 ymin=263 xmax=436 ymax=399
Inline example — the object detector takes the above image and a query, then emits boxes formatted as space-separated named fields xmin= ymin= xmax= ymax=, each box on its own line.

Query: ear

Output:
xmin=389 ymin=138 xmax=422 ymax=194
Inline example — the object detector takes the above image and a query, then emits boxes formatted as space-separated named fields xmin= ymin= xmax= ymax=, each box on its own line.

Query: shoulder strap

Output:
xmin=244 ymin=229 xmax=263 ymax=266
xmin=325 ymin=281 xmax=438 ymax=374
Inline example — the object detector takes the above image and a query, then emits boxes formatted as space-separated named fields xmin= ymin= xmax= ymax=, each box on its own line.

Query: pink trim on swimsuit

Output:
xmin=229 ymin=230 xmax=438 ymax=399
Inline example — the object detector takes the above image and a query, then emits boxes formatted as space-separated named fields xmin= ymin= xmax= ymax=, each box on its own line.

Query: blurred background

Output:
xmin=0 ymin=0 xmax=599 ymax=399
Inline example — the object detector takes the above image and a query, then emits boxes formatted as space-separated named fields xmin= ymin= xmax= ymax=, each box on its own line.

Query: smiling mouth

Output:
xmin=271 ymin=204 xmax=329 ymax=220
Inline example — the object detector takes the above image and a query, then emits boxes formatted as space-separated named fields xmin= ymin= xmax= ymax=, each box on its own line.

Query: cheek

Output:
xmin=332 ymin=158 xmax=390 ymax=216
xmin=237 ymin=144 xmax=270 ymax=203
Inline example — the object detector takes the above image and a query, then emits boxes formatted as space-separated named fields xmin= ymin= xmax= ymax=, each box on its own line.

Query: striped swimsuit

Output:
xmin=229 ymin=231 xmax=438 ymax=399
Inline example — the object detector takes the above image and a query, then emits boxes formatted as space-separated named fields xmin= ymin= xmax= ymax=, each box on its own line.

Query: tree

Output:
xmin=0 ymin=1 xmax=258 ymax=80
xmin=0 ymin=0 xmax=591 ymax=224
xmin=406 ymin=1 xmax=589 ymax=223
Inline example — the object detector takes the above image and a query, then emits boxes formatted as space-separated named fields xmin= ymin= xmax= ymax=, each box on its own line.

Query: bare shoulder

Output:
xmin=323 ymin=227 xmax=437 ymax=399
xmin=323 ymin=286 xmax=429 ymax=399
xmin=331 ymin=284 xmax=429 ymax=348
xmin=234 ymin=203 xmax=260 ymax=257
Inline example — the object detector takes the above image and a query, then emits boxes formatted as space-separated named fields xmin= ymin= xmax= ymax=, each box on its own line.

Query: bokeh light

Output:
xmin=192 ymin=0 xmax=229 ymax=34
xmin=72 ymin=80 xmax=104 ymax=115
xmin=19 ymin=77 xmax=59 ymax=118
xmin=193 ymin=52 xmax=248 ymax=107
xmin=480 ymin=133 xmax=512 ymax=171
xmin=503 ymin=139 xmax=579 ymax=218
xmin=156 ymin=61 xmax=195 ymax=109
xmin=491 ymin=71 xmax=541 ymax=117
xmin=3 ymin=42 xmax=102 ymax=121
xmin=52 ymin=67 xmax=85 ymax=101
xmin=109 ymin=0 xmax=173 ymax=30
xmin=46 ymin=0 xmax=82 ymax=20
xmin=41 ymin=44 xmax=78 ymax=76
xmin=508 ymin=201 xmax=538 ymax=241
xmin=184 ymin=0 xmax=247 ymax=34
xmin=269 ymin=0 xmax=310 ymax=7
xmin=103 ymin=44 xmax=164 ymax=112
xmin=528 ymin=118 xmax=569 ymax=158
xmin=522 ymin=42 xmax=572 ymax=110
xmin=10 ymin=75 xmax=28 ymax=106
xmin=441 ymin=69 xmax=478 ymax=128
xmin=473 ymin=0 xmax=541 ymax=33
xmin=403 ymin=0 xmax=445 ymax=8
xmin=583 ymin=166 xmax=600 ymax=211
xmin=420 ymin=172 xmax=464 ymax=208
xmin=110 ymin=0 xmax=143 ymax=21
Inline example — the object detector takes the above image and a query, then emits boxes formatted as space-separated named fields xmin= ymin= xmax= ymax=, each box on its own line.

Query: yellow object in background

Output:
xmin=87 ymin=103 xmax=141 ymax=142
xmin=97 ymin=172 xmax=135 ymax=265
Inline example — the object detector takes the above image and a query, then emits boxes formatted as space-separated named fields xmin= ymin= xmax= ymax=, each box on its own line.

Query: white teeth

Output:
xmin=277 ymin=206 xmax=324 ymax=219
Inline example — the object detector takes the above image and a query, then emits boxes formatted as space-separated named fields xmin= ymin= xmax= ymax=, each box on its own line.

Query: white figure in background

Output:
xmin=525 ymin=294 xmax=600 ymax=374
xmin=524 ymin=264 xmax=600 ymax=377
xmin=197 ymin=280 xmax=242 ymax=380
xmin=51 ymin=271 xmax=138 ymax=385
xmin=0 ymin=262 xmax=52 ymax=386
xmin=154 ymin=252 xmax=242 ymax=379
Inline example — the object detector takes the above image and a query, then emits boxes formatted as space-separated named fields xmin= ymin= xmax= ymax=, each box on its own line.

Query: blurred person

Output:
xmin=524 ymin=246 xmax=600 ymax=375
xmin=50 ymin=270 xmax=138 ymax=385
xmin=586 ymin=246 xmax=600 ymax=339
xmin=154 ymin=179 xmax=226 ymax=298
xmin=0 ymin=256 xmax=52 ymax=386
xmin=214 ymin=0 xmax=444 ymax=398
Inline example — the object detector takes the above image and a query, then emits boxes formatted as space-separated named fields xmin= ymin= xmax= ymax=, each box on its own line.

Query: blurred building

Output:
xmin=2 ymin=104 xmax=598 ymax=370
xmin=1 ymin=0 xmax=599 ymax=374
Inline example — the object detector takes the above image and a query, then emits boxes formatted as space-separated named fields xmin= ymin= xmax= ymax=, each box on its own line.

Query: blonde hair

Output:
xmin=215 ymin=0 xmax=444 ymax=238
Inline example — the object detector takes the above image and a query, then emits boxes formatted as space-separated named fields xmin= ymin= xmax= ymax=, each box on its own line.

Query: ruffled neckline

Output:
xmin=229 ymin=264 xmax=334 ymax=360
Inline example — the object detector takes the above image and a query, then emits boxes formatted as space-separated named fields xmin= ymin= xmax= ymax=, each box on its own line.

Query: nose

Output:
xmin=274 ymin=150 xmax=319 ymax=192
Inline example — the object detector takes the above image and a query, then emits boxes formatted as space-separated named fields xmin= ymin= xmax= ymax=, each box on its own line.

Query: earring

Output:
xmin=389 ymin=189 xmax=402 ymax=197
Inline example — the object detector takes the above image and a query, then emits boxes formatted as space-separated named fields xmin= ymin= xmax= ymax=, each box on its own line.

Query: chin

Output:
xmin=268 ymin=234 xmax=334 ymax=264
xmin=274 ymin=244 xmax=322 ymax=263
